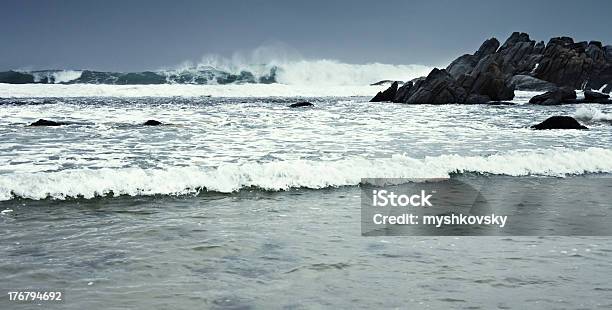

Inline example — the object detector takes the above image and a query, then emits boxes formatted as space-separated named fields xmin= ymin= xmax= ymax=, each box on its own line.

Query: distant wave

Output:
xmin=31 ymin=70 xmax=84 ymax=84
xmin=0 ymin=61 xmax=430 ymax=86
xmin=1 ymin=148 xmax=611 ymax=201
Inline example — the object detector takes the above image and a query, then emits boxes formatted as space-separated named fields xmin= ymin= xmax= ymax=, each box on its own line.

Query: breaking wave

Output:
xmin=1 ymin=148 xmax=611 ymax=201
xmin=575 ymin=106 xmax=612 ymax=122
xmin=1 ymin=45 xmax=431 ymax=86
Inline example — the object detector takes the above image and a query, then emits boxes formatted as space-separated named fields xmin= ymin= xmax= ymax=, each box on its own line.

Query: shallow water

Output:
xmin=2 ymin=188 xmax=612 ymax=309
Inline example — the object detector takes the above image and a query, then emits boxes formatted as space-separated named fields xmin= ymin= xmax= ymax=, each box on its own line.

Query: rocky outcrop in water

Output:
xmin=372 ymin=32 xmax=612 ymax=104
xmin=29 ymin=119 xmax=67 ymax=126
xmin=289 ymin=102 xmax=314 ymax=108
xmin=393 ymin=69 xmax=468 ymax=104
xmin=389 ymin=62 xmax=514 ymax=104
xmin=584 ymin=90 xmax=610 ymax=102
xmin=528 ymin=87 xmax=577 ymax=105
xmin=143 ymin=120 xmax=163 ymax=126
xmin=531 ymin=116 xmax=588 ymax=130
xmin=457 ymin=54 xmax=515 ymax=101
xmin=370 ymin=81 xmax=399 ymax=102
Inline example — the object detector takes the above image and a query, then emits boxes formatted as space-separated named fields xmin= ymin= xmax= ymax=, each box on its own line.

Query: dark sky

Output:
xmin=2 ymin=0 xmax=612 ymax=71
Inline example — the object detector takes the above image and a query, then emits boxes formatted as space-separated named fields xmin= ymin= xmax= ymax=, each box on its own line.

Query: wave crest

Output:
xmin=1 ymin=148 xmax=611 ymax=201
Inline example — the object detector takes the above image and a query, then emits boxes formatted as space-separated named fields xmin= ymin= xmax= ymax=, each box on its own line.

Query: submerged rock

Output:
xmin=528 ymin=87 xmax=577 ymax=105
xmin=370 ymin=81 xmax=398 ymax=102
xmin=143 ymin=120 xmax=163 ymax=126
xmin=29 ymin=119 xmax=67 ymax=126
xmin=289 ymin=101 xmax=314 ymax=108
xmin=531 ymin=116 xmax=588 ymax=130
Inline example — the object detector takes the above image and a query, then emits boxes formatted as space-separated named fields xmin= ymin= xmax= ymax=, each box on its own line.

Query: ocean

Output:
xmin=1 ymin=75 xmax=612 ymax=308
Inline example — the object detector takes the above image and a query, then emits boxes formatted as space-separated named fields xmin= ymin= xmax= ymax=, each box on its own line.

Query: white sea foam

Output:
xmin=173 ymin=46 xmax=432 ymax=86
xmin=0 ymin=83 xmax=386 ymax=98
xmin=0 ymin=84 xmax=545 ymax=99
xmin=1 ymin=148 xmax=610 ymax=201
xmin=31 ymin=70 xmax=83 ymax=83
xmin=575 ymin=106 xmax=612 ymax=122
xmin=273 ymin=60 xmax=430 ymax=86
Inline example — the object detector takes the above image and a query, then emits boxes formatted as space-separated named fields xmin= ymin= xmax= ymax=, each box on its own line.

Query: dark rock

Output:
xmin=393 ymin=81 xmax=414 ymax=102
xmin=586 ymin=43 xmax=606 ymax=63
xmin=584 ymin=90 xmax=610 ymax=102
xmin=370 ymin=81 xmax=398 ymax=102
xmin=143 ymin=120 xmax=163 ymax=126
xmin=500 ymin=32 xmax=532 ymax=50
xmin=373 ymin=32 xmax=612 ymax=104
xmin=534 ymin=41 xmax=545 ymax=54
xmin=508 ymin=75 xmax=557 ymax=91
xmin=496 ymin=32 xmax=541 ymax=76
xmin=604 ymin=45 xmax=612 ymax=62
xmin=549 ymin=36 xmax=574 ymax=46
xmin=534 ymin=38 xmax=596 ymax=89
xmin=572 ymin=41 xmax=588 ymax=52
xmin=397 ymin=69 xmax=467 ymax=104
xmin=458 ymin=55 xmax=515 ymax=101
xmin=446 ymin=54 xmax=478 ymax=79
xmin=394 ymin=62 xmax=513 ymax=104
xmin=475 ymin=38 xmax=500 ymax=57
xmin=589 ymin=41 xmax=603 ymax=48
xmin=29 ymin=119 xmax=67 ymax=126
xmin=529 ymin=87 xmax=576 ymax=105
xmin=531 ymin=116 xmax=588 ymax=130
xmin=585 ymin=63 xmax=612 ymax=93
xmin=446 ymin=38 xmax=500 ymax=79
xmin=289 ymin=101 xmax=314 ymax=108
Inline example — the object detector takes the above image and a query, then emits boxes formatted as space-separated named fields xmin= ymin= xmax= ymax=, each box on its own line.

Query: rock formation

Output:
xmin=584 ymin=90 xmax=610 ymax=102
xmin=528 ymin=87 xmax=577 ymax=105
xmin=531 ymin=116 xmax=588 ymax=130
xmin=29 ymin=119 xmax=67 ymax=126
xmin=289 ymin=102 xmax=314 ymax=108
xmin=370 ymin=81 xmax=398 ymax=102
xmin=393 ymin=69 xmax=468 ymax=104
xmin=143 ymin=120 xmax=163 ymax=126
xmin=372 ymin=32 xmax=612 ymax=104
